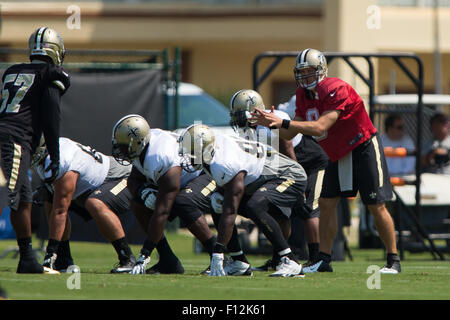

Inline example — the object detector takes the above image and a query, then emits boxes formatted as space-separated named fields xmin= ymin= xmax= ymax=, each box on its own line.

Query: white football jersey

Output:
xmin=132 ymin=129 xmax=200 ymax=188
xmin=35 ymin=137 xmax=110 ymax=199
xmin=207 ymin=133 xmax=306 ymax=193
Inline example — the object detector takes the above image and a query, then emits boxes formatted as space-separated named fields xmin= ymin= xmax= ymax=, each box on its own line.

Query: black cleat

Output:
xmin=302 ymin=259 xmax=333 ymax=273
xmin=146 ymin=257 xmax=185 ymax=275
xmin=251 ymin=258 xmax=278 ymax=272
xmin=111 ymin=255 xmax=137 ymax=274
xmin=17 ymin=258 xmax=44 ymax=274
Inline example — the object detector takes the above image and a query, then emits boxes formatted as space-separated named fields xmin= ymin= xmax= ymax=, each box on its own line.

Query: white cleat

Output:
xmin=223 ymin=259 xmax=253 ymax=276
xmin=379 ymin=260 xmax=401 ymax=274
xmin=269 ymin=257 xmax=302 ymax=277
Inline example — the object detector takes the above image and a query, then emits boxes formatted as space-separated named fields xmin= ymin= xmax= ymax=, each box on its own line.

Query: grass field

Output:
xmin=0 ymin=232 xmax=449 ymax=301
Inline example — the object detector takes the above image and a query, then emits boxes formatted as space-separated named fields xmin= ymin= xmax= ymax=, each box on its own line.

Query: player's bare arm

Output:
xmin=252 ymin=107 xmax=340 ymax=140
xmin=217 ymin=171 xmax=246 ymax=246
xmin=146 ymin=166 xmax=181 ymax=244
xmin=49 ymin=171 xmax=78 ymax=241
xmin=278 ymin=137 xmax=297 ymax=161
xmin=127 ymin=165 xmax=147 ymax=196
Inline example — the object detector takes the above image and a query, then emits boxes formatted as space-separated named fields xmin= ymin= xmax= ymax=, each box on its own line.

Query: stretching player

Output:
xmin=178 ymin=124 xmax=307 ymax=277
xmin=227 ymin=89 xmax=329 ymax=271
xmin=112 ymin=114 xmax=247 ymax=275
xmin=32 ymin=137 xmax=136 ymax=273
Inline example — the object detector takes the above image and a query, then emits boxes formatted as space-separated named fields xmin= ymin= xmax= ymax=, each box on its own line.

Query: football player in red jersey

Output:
xmin=251 ymin=48 xmax=401 ymax=274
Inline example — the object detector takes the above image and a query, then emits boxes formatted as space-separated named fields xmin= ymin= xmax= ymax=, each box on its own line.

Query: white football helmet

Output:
xmin=229 ymin=89 xmax=265 ymax=130
xmin=29 ymin=27 xmax=66 ymax=66
xmin=31 ymin=135 xmax=48 ymax=169
xmin=293 ymin=48 xmax=327 ymax=90
xmin=178 ymin=124 xmax=215 ymax=173
xmin=111 ymin=114 xmax=150 ymax=165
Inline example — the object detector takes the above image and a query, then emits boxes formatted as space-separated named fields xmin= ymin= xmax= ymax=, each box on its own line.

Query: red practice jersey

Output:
xmin=295 ymin=77 xmax=376 ymax=162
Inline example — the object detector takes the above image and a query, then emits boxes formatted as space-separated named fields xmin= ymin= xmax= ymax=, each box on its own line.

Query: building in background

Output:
xmin=0 ymin=0 xmax=449 ymax=108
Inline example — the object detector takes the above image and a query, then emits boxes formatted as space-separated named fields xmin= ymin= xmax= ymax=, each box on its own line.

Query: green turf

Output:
xmin=0 ymin=233 xmax=449 ymax=300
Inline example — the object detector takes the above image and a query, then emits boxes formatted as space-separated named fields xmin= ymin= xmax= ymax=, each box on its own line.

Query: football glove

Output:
xmin=43 ymin=252 xmax=58 ymax=270
xmin=210 ymin=192 xmax=224 ymax=214
xmin=209 ymin=253 xmax=226 ymax=277
xmin=140 ymin=187 xmax=157 ymax=210
xmin=130 ymin=254 xmax=151 ymax=275
xmin=44 ymin=161 xmax=60 ymax=184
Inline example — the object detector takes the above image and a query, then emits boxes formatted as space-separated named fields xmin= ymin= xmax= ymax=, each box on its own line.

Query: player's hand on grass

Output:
xmin=209 ymin=253 xmax=226 ymax=277
xmin=130 ymin=254 xmax=150 ymax=274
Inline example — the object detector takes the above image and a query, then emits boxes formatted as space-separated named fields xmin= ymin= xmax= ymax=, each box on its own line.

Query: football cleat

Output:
xmin=111 ymin=255 xmax=137 ymax=274
xmin=251 ymin=258 xmax=278 ymax=272
xmin=269 ymin=257 xmax=302 ymax=277
xmin=379 ymin=260 xmax=401 ymax=274
xmin=302 ymin=259 xmax=333 ymax=273
xmin=223 ymin=258 xmax=252 ymax=276
xmin=55 ymin=257 xmax=79 ymax=273
xmin=16 ymin=258 xmax=44 ymax=274
xmin=146 ymin=257 xmax=185 ymax=275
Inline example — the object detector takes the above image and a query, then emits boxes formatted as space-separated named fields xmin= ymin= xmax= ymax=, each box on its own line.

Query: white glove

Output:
xmin=130 ymin=254 xmax=151 ymax=274
xmin=210 ymin=192 xmax=224 ymax=214
xmin=141 ymin=187 xmax=157 ymax=210
xmin=209 ymin=253 xmax=226 ymax=277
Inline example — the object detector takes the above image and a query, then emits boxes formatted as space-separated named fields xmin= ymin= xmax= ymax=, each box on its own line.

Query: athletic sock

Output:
xmin=201 ymin=236 xmax=216 ymax=257
xmin=155 ymin=236 xmax=177 ymax=261
xmin=46 ymin=239 xmax=60 ymax=255
xmin=277 ymin=248 xmax=297 ymax=263
xmin=111 ymin=237 xmax=133 ymax=261
xmin=225 ymin=226 xmax=242 ymax=254
xmin=318 ymin=251 xmax=332 ymax=263
xmin=387 ymin=253 xmax=400 ymax=264
xmin=56 ymin=240 xmax=73 ymax=261
xmin=230 ymin=251 xmax=249 ymax=264
xmin=17 ymin=237 xmax=34 ymax=260
xmin=308 ymin=242 xmax=319 ymax=262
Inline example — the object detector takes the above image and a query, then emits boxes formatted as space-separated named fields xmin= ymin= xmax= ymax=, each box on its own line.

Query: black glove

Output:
xmin=44 ymin=161 xmax=60 ymax=184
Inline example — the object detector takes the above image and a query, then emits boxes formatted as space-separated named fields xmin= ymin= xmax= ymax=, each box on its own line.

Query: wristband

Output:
xmin=281 ymin=119 xmax=290 ymax=129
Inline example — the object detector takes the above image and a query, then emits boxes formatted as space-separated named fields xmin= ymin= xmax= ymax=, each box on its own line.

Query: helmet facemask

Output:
xmin=293 ymin=49 xmax=327 ymax=90
xmin=229 ymin=89 xmax=264 ymax=132
xmin=178 ymin=124 xmax=215 ymax=173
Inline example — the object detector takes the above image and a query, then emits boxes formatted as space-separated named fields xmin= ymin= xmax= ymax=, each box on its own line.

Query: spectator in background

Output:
xmin=380 ymin=114 xmax=416 ymax=176
xmin=422 ymin=113 xmax=450 ymax=175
